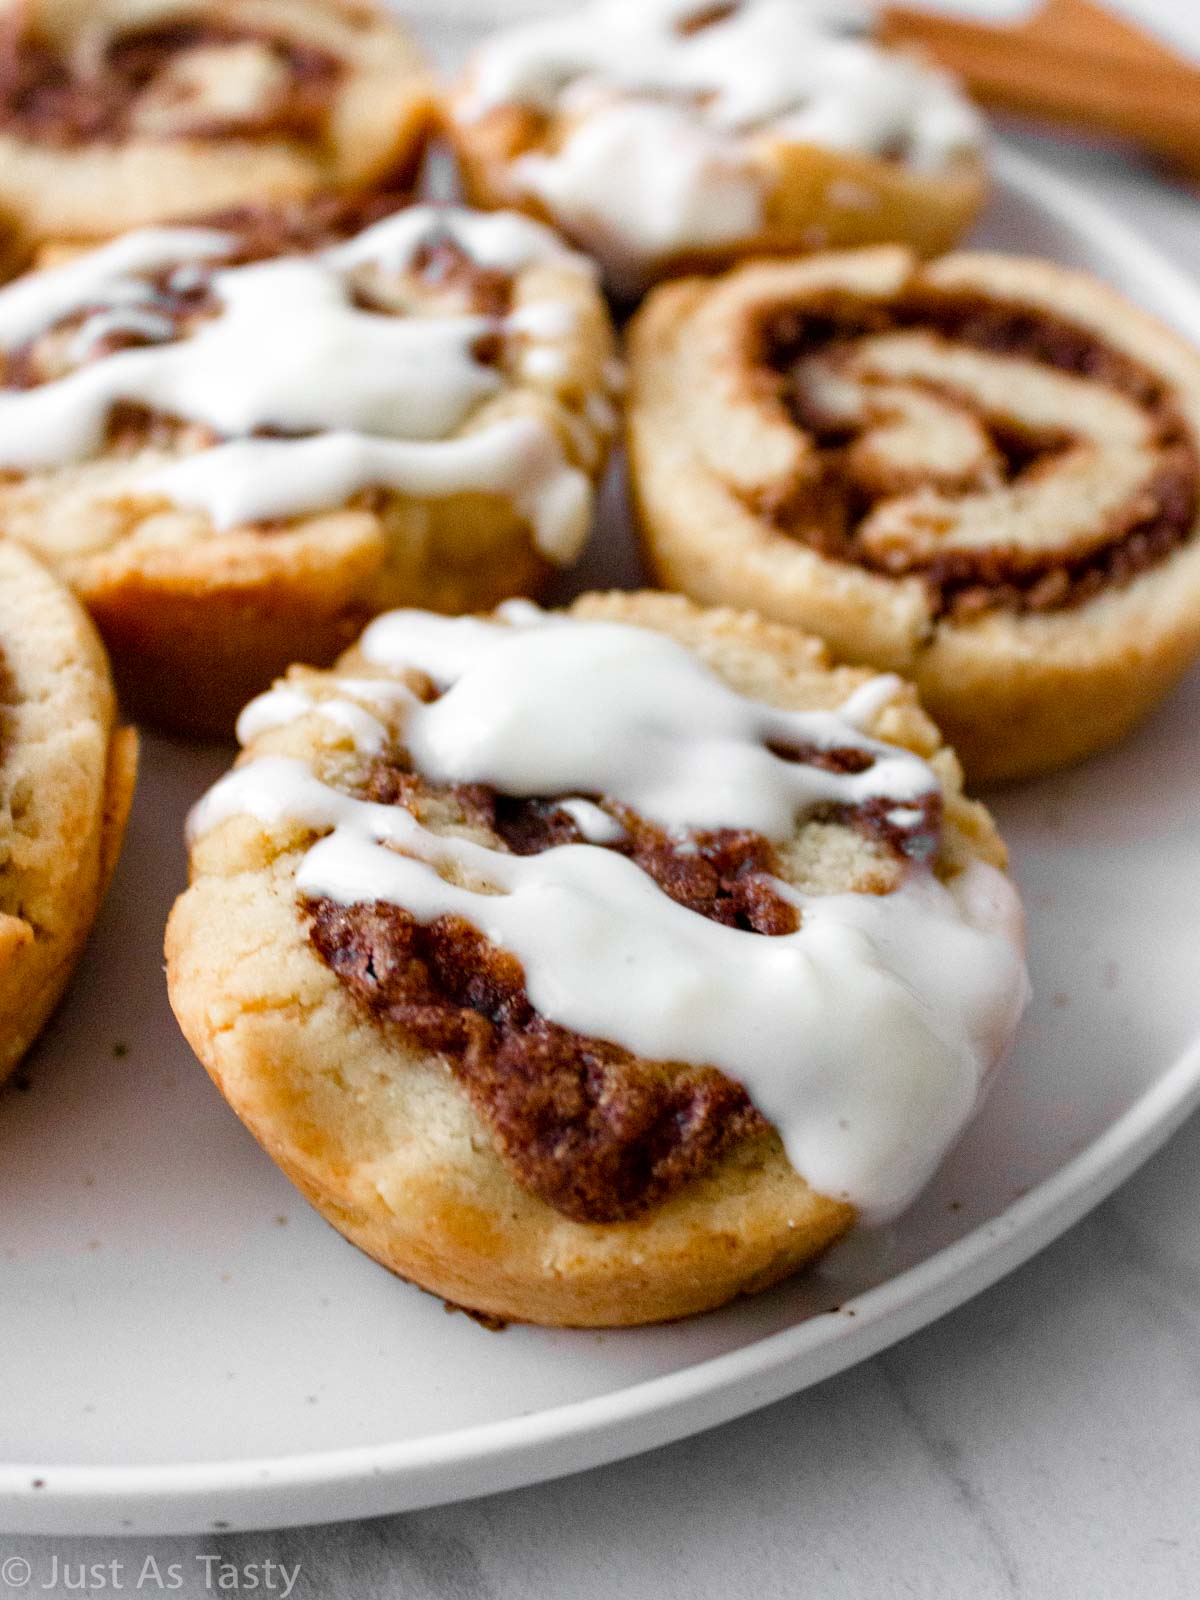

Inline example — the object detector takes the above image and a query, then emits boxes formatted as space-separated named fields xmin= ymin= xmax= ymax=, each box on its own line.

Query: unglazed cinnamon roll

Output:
xmin=0 ymin=0 xmax=435 ymax=259
xmin=0 ymin=541 xmax=136 ymax=1085
xmin=0 ymin=199 xmax=619 ymax=735
xmin=629 ymin=248 xmax=1200 ymax=783
xmin=167 ymin=591 xmax=1029 ymax=1327
xmin=445 ymin=0 xmax=986 ymax=297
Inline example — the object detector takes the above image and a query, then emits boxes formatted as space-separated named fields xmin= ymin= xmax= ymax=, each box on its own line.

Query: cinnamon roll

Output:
xmin=167 ymin=590 xmax=1028 ymax=1327
xmin=0 ymin=541 xmax=136 ymax=1086
xmin=445 ymin=0 xmax=986 ymax=298
xmin=0 ymin=0 xmax=435 ymax=260
xmin=0 ymin=199 xmax=619 ymax=734
xmin=628 ymin=247 xmax=1200 ymax=782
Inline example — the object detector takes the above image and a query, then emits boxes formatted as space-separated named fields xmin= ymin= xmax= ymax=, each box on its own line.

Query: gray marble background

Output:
xmin=4 ymin=3 xmax=1200 ymax=1593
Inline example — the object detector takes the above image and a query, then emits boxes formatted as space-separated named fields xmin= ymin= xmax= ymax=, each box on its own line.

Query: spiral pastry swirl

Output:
xmin=629 ymin=247 xmax=1200 ymax=781
xmin=0 ymin=0 xmax=435 ymax=258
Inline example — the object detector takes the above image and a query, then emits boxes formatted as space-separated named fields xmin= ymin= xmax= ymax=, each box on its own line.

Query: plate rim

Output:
xmin=4 ymin=143 xmax=1200 ymax=1533
xmin=6 ymin=1038 xmax=1199 ymax=1531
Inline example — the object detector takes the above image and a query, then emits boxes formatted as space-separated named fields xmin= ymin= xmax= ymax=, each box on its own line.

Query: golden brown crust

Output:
xmin=444 ymin=90 xmax=986 ymax=294
xmin=0 ymin=539 xmax=136 ymax=1085
xmin=73 ymin=495 xmax=557 ymax=738
xmin=165 ymin=589 xmax=1006 ymax=1326
xmin=0 ymin=0 xmax=437 ymax=259
xmin=627 ymin=248 xmax=1200 ymax=782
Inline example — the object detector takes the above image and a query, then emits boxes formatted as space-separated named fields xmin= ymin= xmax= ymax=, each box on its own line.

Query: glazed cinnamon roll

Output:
xmin=446 ymin=0 xmax=986 ymax=297
xmin=0 ymin=198 xmax=618 ymax=734
xmin=0 ymin=0 xmax=435 ymax=259
xmin=167 ymin=591 xmax=1029 ymax=1327
xmin=0 ymin=541 xmax=136 ymax=1085
xmin=629 ymin=248 xmax=1200 ymax=782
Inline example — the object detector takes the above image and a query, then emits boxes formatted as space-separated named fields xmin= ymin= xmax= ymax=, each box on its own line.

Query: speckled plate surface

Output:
xmin=1 ymin=146 xmax=1199 ymax=1536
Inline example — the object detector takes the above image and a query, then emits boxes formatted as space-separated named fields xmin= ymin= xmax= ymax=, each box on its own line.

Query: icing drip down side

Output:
xmin=0 ymin=207 xmax=606 ymax=564
xmin=191 ymin=608 xmax=1030 ymax=1221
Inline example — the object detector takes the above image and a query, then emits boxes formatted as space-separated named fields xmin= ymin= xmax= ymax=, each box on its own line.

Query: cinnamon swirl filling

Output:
xmin=755 ymin=291 xmax=1200 ymax=619
xmin=303 ymin=730 xmax=942 ymax=1224
xmin=0 ymin=15 xmax=343 ymax=148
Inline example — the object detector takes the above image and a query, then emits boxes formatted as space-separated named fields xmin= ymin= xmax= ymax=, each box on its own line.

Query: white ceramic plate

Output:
xmin=1 ymin=147 xmax=1200 ymax=1537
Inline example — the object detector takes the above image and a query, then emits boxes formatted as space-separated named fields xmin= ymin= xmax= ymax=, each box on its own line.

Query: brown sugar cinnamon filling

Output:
xmin=305 ymin=745 xmax=942 ymax=1223
xmin=754 ymin=291 xmax=1200 ymax=618
xmin=0 ymin=18 xmax=343 ymax=148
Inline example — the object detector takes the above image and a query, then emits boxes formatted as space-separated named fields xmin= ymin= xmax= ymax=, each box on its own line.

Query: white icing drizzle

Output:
xmin=145 ymin=421 xmax=593 ymax=564
xmin=236 ymin=686 xmax=395 ymax=755
xmin=361 ymin=612 xmax=935 ymax=836
xmin=67 ymin=306 xmax=178 ymax=365
xmin=0 ymin=227 xmax=234 ymax=346
xmin=0 ymin=207 xmax=599 ymax=564
xmin=465 ymin=0 xmax=981 ymax=155
xmin=191 ymin=610 xmax=1029 ymax=1220
xmin=887 ymin=805 xmax=926 ymax=830
xmin=0 ymin=264 xmax=504 ymax=461
xmin=325 ymin=206 xmax=596 ymax=280
xmin=835 ymin=671 xmax=905 ymax=730
xmin=556 ymin=797 xmax=628 ymax=844
xmin=515 ymin=99 xmax=766 ymax=291
xmin=460 ymin=0 xmax=985 ymax=282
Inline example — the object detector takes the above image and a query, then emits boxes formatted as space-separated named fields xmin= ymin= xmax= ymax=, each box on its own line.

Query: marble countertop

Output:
xmin=5 ymin=14 xmax=1200 ymax=1597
